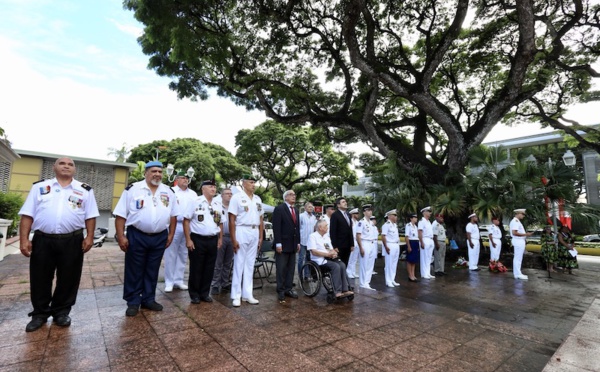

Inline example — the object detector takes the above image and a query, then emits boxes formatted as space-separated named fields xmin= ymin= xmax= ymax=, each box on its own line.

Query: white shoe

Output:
xmin=517 ymin=275 xmax=529 ymax=280
xmin=359 ymin=285 xmax=376 ymax=291
xmin=386 ymin=283 xmax=395 ymax=288
xmin=164 ymin=285 xmax=173 ymax=293
xmin=347 ymin=275 xmax=356 ymax=279
xmin=393 ymin=282 xmax=400 ymax=286
xmin=174 ymin=283 xmax=188 ymax=290
xmin=232 ymin=299 xmax=241 ymax=307
xmin=372 ymin=271 xmax=378 ymax=275
xmin=243 ymin=297 xmax=259 ymax=305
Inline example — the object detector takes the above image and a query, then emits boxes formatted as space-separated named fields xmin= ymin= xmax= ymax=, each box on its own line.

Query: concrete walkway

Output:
xmin=0 ymin=241 xmax=599 ymax=371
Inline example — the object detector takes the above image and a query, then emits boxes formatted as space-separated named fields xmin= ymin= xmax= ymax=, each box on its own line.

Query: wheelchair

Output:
xmin=299 ymin=261 xmax=354 ymax=304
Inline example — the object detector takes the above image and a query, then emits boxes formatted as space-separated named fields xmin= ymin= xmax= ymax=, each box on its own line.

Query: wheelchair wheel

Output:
xmin=299 ymin=261 xmax=322 ymax=297
xmin=347 ymin=294 xmax=354 ymax=301
xmin=322 ymin=273 xmax=333 ymax=293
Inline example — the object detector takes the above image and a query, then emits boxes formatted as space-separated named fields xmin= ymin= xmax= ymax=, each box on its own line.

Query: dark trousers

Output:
xmin=275 ymin=251 xmax=296 ymax=295
xmin=321 ymin=260 xmax=349 ymax=294
xmin=29 ymin=232 xmax=84 ymax=319
xmin=123 ymin=227 xmax=167 ymax=306
xmin=338 ymin=246 xmax=351 ymax=266
xmin=189 ymin=234 xmax=218 ymax=299
xmin=211 ymin=236 xmax=233 ymax=289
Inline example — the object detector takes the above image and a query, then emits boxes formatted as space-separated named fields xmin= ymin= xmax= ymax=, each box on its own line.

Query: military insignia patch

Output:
xmin=160 ymin=193 xmax=169 ymax=207
xmin=198 ymin=215 xmax=204 ymax=222
xmin=39 ymin=185 xmax=51 ymax=195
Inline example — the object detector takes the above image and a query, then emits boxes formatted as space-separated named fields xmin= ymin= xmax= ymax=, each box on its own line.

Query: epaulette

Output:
xmin=81 ymin=183 xmax=92 ymax=191
xmin=169 ymin=187 xmax=175 ymax=193
xmin=33 ymin=179 xmax=45 ymax=185
xmin=125 ymin=184 xmax=134 ymax=190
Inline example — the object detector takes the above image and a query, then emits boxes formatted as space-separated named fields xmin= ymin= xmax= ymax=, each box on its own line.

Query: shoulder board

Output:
xmin=80 ymin=183 xmax=92 ymax=191
xmin=125 ymin=184 xmax=134 ymax=191
xmin=33 ymin=179 xmax=45 ymax=185
xmin=169 ymin=187 xmax=175 ymax=193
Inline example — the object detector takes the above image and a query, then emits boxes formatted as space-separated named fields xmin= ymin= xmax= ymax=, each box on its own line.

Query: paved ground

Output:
xmin=0 ymin=241 xmax=598 ymax=371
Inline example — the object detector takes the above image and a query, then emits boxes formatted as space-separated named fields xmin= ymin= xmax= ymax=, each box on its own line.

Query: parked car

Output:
xmin=263 ymin=221 xmax=274 ymax=241
xmin=583 ymin=234 xmax=600 ymax=242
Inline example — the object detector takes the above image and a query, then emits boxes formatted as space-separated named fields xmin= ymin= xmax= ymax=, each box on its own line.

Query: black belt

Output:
xmin=35 ymin=229 xmax=83 ymax=239
xmin=129 ymin=226 xmax=166 ymax=237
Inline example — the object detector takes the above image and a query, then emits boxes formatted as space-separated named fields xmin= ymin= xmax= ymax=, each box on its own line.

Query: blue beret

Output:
xmin=145 ymin=160 xmax=163 ymax=169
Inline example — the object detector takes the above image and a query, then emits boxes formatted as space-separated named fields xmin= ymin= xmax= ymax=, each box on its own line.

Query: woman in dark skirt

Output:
xmin=540 ymin=226 xmax=558 ymax=274
xmin=404 ymin=214 xmax=420 ymax=282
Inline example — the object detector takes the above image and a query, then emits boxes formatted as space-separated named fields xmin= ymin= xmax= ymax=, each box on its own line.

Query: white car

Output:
xmin=583 ymin=234 xmax=600 ymax=242
xmin=263 ymin=222 xmax=274 ymax=241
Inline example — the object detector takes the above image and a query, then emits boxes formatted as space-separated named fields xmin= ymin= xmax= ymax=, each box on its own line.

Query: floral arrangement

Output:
xmin=488 ymin=260 xmax=508 ymax=273
xmin=452 ymin=256 xmax=469 ymax=269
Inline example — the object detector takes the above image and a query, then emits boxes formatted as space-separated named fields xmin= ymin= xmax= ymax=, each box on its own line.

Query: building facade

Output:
xmin=0 ymin=150 xmax=137 ymax=228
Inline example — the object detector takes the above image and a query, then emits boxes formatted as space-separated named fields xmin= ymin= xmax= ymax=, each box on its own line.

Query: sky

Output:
xmin=1 ymin=0 xmax=598 ymax=163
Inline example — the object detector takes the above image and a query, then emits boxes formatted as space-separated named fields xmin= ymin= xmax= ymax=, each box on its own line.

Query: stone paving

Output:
xmin=0 ymin=241 xmax=599 ymax=371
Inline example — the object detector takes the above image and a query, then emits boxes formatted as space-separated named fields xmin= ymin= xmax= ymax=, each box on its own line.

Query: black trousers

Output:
xmin=29 ymin=232 xmax=84 ymax=319
xmin=338 ymin=246 xmax=351 ymax=267
xmin=275 ymin=251 xmax=296 ymax=295
xmin=189 ymin=234 xmax=218 ymax=299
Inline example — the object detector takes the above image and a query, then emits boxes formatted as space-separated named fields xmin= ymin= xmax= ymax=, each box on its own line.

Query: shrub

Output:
xmin=0 ymin=192 xmax=24 ymax=236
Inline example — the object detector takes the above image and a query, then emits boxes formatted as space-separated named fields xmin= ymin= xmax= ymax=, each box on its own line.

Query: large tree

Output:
xmin=125 ymin=0 xmax=600 ymax=183
xmin=235 ymin=120 xmax=357 ymax=199
xmin=128 ymin=138 xmax=249 ymax=189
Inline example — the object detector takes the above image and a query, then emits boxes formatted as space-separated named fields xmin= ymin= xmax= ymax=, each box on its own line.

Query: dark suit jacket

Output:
xmin=272 ymin=203 xmax=300 ymax=253
xmin=330 ymin=209 xmax=354 ymax=249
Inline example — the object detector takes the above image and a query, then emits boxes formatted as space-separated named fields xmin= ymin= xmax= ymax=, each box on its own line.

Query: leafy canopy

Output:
xmin=125 ymin=0 xmax=600 ymax=183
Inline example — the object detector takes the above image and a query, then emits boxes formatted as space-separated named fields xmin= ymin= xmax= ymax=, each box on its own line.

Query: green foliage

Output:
xmin=128 ymin=138 xmax=249 ymax=191
xmin=0 ymin=192 xmax=24 ymax=235
xmin=125 ymin=0 xmax=600 ymax=184
xmin=107 ymin=143 xmax=130 ymax=162
xmin=235 ymin=120 xmax=357 ymax=200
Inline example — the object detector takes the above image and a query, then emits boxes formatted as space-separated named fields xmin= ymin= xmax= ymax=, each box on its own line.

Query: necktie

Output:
xmin=343 ymin=211 xmax=350 ymax=226
xmin=290 ymin=206 xmax=296 ymax=223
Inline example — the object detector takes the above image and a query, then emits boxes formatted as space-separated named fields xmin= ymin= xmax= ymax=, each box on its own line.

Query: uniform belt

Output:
xmin=238 ymin=225 xmax=259 ymax=229
xmin=35 ymin=229 xmax=83 ymax=239
xmin=129 ymin=226 xmax=166 ymax=236
xmin=362 ymin=239 xmax=376 ymax=242
xmin=191 ymin=233 xmax=218 ymax=238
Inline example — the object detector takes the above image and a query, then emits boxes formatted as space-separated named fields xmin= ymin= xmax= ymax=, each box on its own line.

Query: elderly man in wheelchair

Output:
xmin=301 ymin=219 xmax=354 ymax=302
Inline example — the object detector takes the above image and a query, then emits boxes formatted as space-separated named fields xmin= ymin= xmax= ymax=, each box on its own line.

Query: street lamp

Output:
xmin=165 ymin=164 xmax=195 ymax=183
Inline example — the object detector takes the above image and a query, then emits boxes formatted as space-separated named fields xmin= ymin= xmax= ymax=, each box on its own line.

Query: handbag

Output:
xmin=449 ymin=239 xmax=459 ymax=250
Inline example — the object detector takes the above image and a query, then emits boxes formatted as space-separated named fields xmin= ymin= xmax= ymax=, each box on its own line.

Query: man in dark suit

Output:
xmin=272 ymin=190 xmax=301 ymax=302
xmin=329 ymin=197 xmax=355 ymax=266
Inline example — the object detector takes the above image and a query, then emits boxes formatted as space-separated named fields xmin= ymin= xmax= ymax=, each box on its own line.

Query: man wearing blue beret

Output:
xmin=114 ymin=160 xmax=179 ymax=316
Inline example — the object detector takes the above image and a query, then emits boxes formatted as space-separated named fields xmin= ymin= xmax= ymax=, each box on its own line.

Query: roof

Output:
xmin=483 ymin=124 xmax=599 ymax=149
xmin=14 ymin=149 xmax=137 ymax=168
xmin=0 ymin=140 xmax=20 ymax=163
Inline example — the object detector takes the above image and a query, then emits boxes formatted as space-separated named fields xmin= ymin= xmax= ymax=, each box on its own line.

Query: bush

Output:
xmin=0 ymin=192 xmax=24 ymax=237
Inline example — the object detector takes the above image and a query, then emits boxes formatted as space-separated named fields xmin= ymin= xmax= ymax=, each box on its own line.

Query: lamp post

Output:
xmin=166 ymin=164 xmax=195 ymax=183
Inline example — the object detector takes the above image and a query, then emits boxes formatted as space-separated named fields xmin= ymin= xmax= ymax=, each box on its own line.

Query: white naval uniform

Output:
xmin=229 ymin=191 xmax=264 ymax=301
xmin=164 ymin=186 xmax=198 ymax=288
xmin=488 ymin=224 xmax=503 ymax=261
xmin=465 ymin=222 xmax=480 ymax=270
xmin=321 ymin=214 xmax=331 ymax=237
xmin=418 ymin=217 xmax=434 ymax=279
xmin=346 ymin=219 xmax=360 ymax=278
xmin=510 ymin=218 xmax=526 ymax=278
xmin=381 ymin=220 xmax=400 ymax=286
xmin=357 ymin=217 xmax=378 ymax=288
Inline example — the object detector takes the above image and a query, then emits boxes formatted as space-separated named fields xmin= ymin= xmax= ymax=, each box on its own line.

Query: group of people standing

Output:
xmin=16 ymin=156 xmax=580 ymax=333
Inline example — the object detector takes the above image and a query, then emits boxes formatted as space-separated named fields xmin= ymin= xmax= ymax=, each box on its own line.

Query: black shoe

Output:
xmin=141 ymin=301 xmax=163 ymax=311
xmin=125 ymin=305 xmax=139 ymax=317
xmin=25 ymin=317 xmax=46 ymax=332
xmin=408 ymin=278 xmax=419 ymax=282
xmin=278 ymin=293 xmax=285 ymax=302
xmin=201 ymin=296 xmax=213 ymax=303
xmin=53 ymin=315 xmax=71 ymax=327
xmin=285 ymin=290 xmax=298 ymax=299
xmin=470 ymin=268 xmax=481 ymax=272
xmin=190 ymin=298 xmax=201 ymax=304
xmin=211 ymin=286 xmax=220 ymax=295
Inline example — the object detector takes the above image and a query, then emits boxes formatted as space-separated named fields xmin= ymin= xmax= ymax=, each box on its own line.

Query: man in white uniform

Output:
xmin=298 ymin=202 xmax=317 ymax=280
xmin=114 ymin=161 xmax=179 ymax=317
xmin=346 ymin=208 xmax=360 ymax=279
xmin=356 ymin=204 xmax=378 ymax=290
xmin=432 ymin=213 xmax=447 ymax=276
xmin=510 ymin=209 xmax=532 ymax=280
xmin=381 ymin=209 xmax=400 ymax=287
xmin=418 ymin=206 xmax=435 ymax=279
xmin=228 ymin=174 xmax=264 ymax=307
xmin=321 ymin=204 xmax=334 ymax=236
xmin=488 ymin=216 xmax=503 ymax=262
xmin=164 ymin=172 xmax=197 ymax=292
xmin=466 ymin=213 xmax=480 ymax=271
